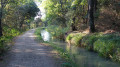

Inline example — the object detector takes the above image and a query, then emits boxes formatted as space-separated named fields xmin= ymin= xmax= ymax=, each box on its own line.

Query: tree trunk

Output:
xmin=19 ymin=21 xmax=24 ymax=29
xmin=0 ymin=18 xmax=3 ymax=37
xmin=94 ymin=0 xmax=98 ymax=12
xmin=88 ymin=0 xmax=95 ymax=33
xmin=71 ymin=17 xmax=77 ymax=31
xmin=0 ymin=0 xmax=3 ymax=37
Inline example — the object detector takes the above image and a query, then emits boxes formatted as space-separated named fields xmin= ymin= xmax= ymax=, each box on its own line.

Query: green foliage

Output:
xmin=94 ymin=39 xmax=116 ymax=58
xmin=66 ymin=32 xmax=120 ymax=62
xmin=22 ymin=1 xmax=39 ymax=18
xmin=66 ymin=34 xmax=75 ymax=41
xmin=98 ymin=0 xmax=111 ymax=5
xmin=62 ymin=63 xmax=73 ymax=67
xmin=35 ymin=27 xmax=44 ymax=40
xmin=45 ymin=42 xmax=77 ymax=67
xmin=80 ymin=0 xmax=87 ymax=5
xmin=66 ymin=33 xmax=85 ymax=46
xmin=0 ymin=26 xmax=21 ymax=55
xmin=71 ymin=33 xmax=84 ymax=46
xmin=0 ymin=0 xmax=39 ymax=57
xmin=2 ymin=0 xmax=39 ymax=30
xmin=81 ymin=33 xmax=102 ymax=50
xmin=46 ymin=25 xmax=70 ymax=40
xmin=112 ymin=48 xmax=120 ymax=62
xmin=93 ymin=34 xmax=120 ymax=60
xmin=3 ymin=26 xmax=20 ymax=37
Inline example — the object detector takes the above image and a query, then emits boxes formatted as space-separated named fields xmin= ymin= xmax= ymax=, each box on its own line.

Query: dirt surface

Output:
xmin=0 ymin=29 xmax=62 ymax=67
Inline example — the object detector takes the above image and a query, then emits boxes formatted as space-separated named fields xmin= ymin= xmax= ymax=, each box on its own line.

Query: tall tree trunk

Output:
xmin=19 ymin=21 xmax=24 ymax=29
xmin=88 ymin=0 xmax=95 ymax=33
xmin=0 ymin=0 xmax=3 ymax=37
xmin=71 ymin=17 xmax=77 ymax=31
xmin=94 ymin=0 xmax=98 ymax=12
xmin=29 ymin=23 xmax=31 ymax=29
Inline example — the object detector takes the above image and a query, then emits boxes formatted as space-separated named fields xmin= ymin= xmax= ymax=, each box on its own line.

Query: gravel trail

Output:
xmin=0 ymin=29 xmax=62 ymax=67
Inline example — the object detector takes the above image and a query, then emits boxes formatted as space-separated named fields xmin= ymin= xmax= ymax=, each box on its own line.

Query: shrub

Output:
xmin=0 ymin=26 xmax=21 ymax=55
xmin=66 ymin=33 xmax=75 ymax=42
xmin=66 ymin=32 xmax=120 ymax=63
xmin=70 ymin=33 xmax=84 ymax=46
xmin=81 ymin=33 xmax=102 ymax=50
xmin=94 ymin=34 xmax=120 ymax=58
xmin=46 ymin=25 xmax=70 ymax=40
xmin=94 ymin=39 xmax=116 ymax=58
xmin=112 ymin=48 xmax=120 ymax=62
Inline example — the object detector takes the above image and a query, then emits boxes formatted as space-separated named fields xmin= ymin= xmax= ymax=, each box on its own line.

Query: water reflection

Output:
xmin=41 ymin=30 xmax=50 ymax=41
xmin=54 ymin=41 xmax=120 ymax=67
xmin=41 ymin=30 xmax=120 ymax=67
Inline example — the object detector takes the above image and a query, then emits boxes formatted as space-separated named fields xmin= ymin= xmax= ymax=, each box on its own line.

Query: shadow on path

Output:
xmin=0 ymin=29 xmax=62 ymax=67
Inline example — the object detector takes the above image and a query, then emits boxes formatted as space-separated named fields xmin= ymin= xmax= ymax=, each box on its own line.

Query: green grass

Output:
xmin=66 ymin=33 xmax=85 ymax=46
xmin=71 ymin=33 xmax=85 ymax=46
xmin=66 ymin=33 xmax=75 ymax=41
xmin=66 ymin=32 xmax=120 ymax=63
xmin=35 ymin=27 xmax=43 ymax=40
xmin=93 ymin=34 xmax=120 ymax=61
xmin=81 ymin=33 xmax=102 ymax=50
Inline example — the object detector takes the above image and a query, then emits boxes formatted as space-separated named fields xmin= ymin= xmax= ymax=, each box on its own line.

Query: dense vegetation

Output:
xmin=66 ymin=32 xmax=120 ymax=62
xmin=35 ymin=0 xmax=120 ymax=64
xmin=0 ymin=0 xmax=40 ymax=56
xmin=0 ymin=0 xmax=120 ymax=66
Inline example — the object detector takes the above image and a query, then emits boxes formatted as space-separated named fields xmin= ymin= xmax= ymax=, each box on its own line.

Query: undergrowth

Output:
xmin=66 ymin=32 xmax=120 ymax=63
xmin=0 ymin=26 xmax=22 ymax=56
xmin=46 ymin=25 xmax=70 ymax=40
xmin=35 ymin=27 xmax=43 ymax=40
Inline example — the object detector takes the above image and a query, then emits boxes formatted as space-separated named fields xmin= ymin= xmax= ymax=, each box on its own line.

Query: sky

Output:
xmin=34 ymin=0 xmax=46 ymax=20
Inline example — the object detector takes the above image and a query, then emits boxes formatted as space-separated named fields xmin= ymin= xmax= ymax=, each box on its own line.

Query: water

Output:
xmin=41 ymin=30 xmax=50 ymax=41
xmin=41 ymin=30 xmax=120 ymax=67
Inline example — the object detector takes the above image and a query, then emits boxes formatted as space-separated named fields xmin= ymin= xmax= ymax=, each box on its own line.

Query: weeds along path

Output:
xmin=0 ymin=29 xmax=62 ymax=67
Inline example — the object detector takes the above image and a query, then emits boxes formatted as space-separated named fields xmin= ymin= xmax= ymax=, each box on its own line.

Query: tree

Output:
xmin=88 ymin=0 xmax=97 ymax=33
xmin=0 ymin=0 xmax=10 ymax=37
xmin=71 ymin=17 xmax=77 ymax=31
xmin=18 ymin=1 xmax=39 ymax=29
xmin=34 ymin=18 xmax=42 ymax=27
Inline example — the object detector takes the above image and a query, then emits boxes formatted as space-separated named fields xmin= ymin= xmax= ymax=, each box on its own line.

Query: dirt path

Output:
xmin=0 ymin=29 xmax=62 ymax=67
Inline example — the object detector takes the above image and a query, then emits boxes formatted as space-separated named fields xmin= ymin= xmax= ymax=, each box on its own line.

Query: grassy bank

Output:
xmin=44 ymin=42 xmax=77 ymax=67
xmin=66 ymin=32 xmax=120 ymax=63
xmin=35 ymin=27 xmax=77 ymax=67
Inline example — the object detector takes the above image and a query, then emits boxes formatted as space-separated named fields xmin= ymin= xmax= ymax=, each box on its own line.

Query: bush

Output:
xmin=94 ymin=34 xmax=120 ymax=58
xmin=66 ymin=33 xmax=85 ymax=46
xmin=66 ymin=32 xmax=120 ymax=63
xmin=0 ymin=26 xmax=21 ymax=55
xmin=0 ymin=37 xmax=9 ymax=55
xmin=66 ymin=33 xmax=75 ymax=42
xmin=46 ymin=25 xmax=70 ymax=40
xmin=71 ymin=34 xmax=84 ymax=46
xmin=94 ymin=39 xmax=116 ymax=58
xmin=112 ymin=48 xmax=120 ymax=62
xmin=81 ymin=33 xmax=102 ymax=50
